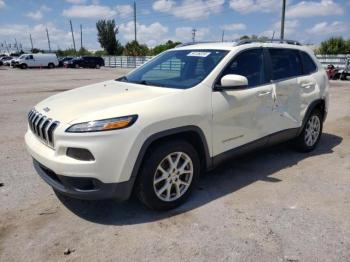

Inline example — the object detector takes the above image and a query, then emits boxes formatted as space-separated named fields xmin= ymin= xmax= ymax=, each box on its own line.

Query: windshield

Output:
xmin=117 ymin=49 xmax=229 ymax=89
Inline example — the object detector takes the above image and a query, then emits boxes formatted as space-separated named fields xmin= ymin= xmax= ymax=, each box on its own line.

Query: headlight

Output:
xmin=66 ymin=115 xmax=138 ymax=133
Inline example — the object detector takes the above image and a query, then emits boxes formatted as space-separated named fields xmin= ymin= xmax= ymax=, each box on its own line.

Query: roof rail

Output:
xmin=175 ymin=41 xmax=230 ymax=48
xmin=237 ymin=39 xmax=301 ymax=46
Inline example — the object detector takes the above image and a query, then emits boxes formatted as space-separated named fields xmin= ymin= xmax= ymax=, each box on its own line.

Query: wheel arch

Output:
xmin=125 ymin=126 xmax=212 ymax=198
xmin=299 ymin=99 xmax=326 ymax=135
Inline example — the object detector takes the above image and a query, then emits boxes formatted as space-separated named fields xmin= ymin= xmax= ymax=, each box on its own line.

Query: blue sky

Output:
xmin=0 ymin=0 xmax=349 ymax=51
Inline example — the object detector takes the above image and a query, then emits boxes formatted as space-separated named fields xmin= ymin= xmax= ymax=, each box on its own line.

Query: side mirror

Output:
xmin=215 ymin=74 xmax=248 ymax=90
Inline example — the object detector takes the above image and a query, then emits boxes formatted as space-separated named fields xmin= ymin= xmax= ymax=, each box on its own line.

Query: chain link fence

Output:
xmin=316 ymin=54 xmax=350 ymax=69
xmin=103 ymin=56 xmax=153 ymax=68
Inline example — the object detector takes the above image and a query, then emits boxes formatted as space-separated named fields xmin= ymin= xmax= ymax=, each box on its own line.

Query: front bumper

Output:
xmin=33 ymin=159 xmax=134 ymax=201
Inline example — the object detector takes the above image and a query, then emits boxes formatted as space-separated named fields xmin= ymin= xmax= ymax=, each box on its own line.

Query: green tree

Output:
xmin=319 ymin=37 xmax=348 ymax=54
xmin=150 ymin=40 xmax=181 ymax=55
xmin=96 ymin=19 xmax=123 ymax=55
xmin=123 ymin=41 xmax=149 ymax=56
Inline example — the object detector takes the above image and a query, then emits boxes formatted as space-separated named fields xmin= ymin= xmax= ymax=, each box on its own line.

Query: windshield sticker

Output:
xmin=187 ymin=52 xmax=211 ymax=57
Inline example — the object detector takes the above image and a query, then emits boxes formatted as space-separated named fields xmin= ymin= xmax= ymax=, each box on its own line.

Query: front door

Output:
xmin=212 ymin=48 xmax=275 ymax=156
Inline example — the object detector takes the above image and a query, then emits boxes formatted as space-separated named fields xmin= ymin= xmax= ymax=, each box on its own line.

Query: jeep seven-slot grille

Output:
xmin=28 ymin=109 xmax=59 ymax=148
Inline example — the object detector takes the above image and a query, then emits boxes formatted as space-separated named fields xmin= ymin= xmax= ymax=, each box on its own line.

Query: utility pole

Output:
xmin=271 ymin=31 xmax=275 ymax=41
xmin=29 ymin=34 xmax=34 ymax=51
xmin=14 ymin=38 xmax=19 ymax=52
xmin=4 ymin=40 xmax=9 ymax=53
xmin=280 ymin=0 xmax=286 ymax=40
xmin=46 ymin=27 xmax=51 ymax=52
xmin=192 ymin=29 xmax=196 ymax=43
xmin=221 ymin=30 xmax=225 ymax=42
xmin=70 ymin=20 xmax=76 ymax=53
xmin=80 ymin=24 xmax=83 ymax=49
xmin=133 ymin=0 xmax=137 ymax=42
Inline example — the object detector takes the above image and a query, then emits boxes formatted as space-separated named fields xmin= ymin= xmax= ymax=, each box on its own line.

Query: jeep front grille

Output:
xmin=28 ymin=109 xmax=59 ymax=148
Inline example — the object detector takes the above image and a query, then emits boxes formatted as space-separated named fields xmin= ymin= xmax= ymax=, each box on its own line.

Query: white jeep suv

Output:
xmin=25 ymin=40 xmax=329 ymax=210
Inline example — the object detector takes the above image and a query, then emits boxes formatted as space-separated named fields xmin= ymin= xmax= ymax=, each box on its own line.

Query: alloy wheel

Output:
xmin=153 ymin=152 xmax=193 ymax=202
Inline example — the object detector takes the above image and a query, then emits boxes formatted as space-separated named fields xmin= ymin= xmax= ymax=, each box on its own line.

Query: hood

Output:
xmin=35 ymin=80 xmax=179 ymax=123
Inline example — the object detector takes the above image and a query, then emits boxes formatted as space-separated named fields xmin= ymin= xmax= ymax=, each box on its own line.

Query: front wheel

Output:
xmin=95 ymin=64 xmax=100 ymax=69
xmin=136 ymin=140 xmax=200 ymax=210
xmin=294 ymin=110 xmax=323 ymax=152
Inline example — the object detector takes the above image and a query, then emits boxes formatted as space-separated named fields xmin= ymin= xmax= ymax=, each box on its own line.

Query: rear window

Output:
xmin=268 ymin=48 xmax=303 ymax=80
xmin=300 ymin=51 xmax=317 ymax=75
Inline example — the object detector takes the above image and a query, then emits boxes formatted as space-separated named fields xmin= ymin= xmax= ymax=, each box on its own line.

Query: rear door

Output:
xmin=267 ymin=48 xmax=304 ymax=130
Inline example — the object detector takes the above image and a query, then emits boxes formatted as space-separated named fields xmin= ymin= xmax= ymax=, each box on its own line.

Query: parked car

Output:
xmin=0 ymin=56 xmax=13 ymax=64
xmin=2 ymin=56 xmax=15 ymax=66
xmin=14 ymin=53 xmax=59 ymax=69
xmin=64 ymin=56 xmax=104 ymax=69
xmin=58 ymin=56 xmax=74 ymax=67
xmin=25 ymin=40 xmax=329 ymax=210
xmin=328 ymin=58 xmax=350 ymax=80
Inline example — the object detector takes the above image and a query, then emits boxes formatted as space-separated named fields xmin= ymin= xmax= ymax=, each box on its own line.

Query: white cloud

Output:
xmin=153 ymin=0 xmax=175 ymax=12
xmin=40 ymin=5 xmax=52 ymax=12
xmin=119 ymin=22 xmax=168 ymax=46
xmin=175 ymin=27 xmax=210 ymax=42
xmin=261 ymin=19 xmax=300 ymax=38
xmin=62 ymin=4 xmax=116 ymax=18
xmin=0 ymin=0 xmax=5 ymax=8
xmin=153 ymin=0 xmax=225 ymax=20
xmin=307 ymin=21 xmax=348 ymax=35
xmin=287 ymin=0 xmax=343 ymax=18
xmin=25 ymin=5 xmax=51 ymax=21
xmin=26 ymin=11 xmax=43 ymax=20
xmin=229 ymin=0 xmax=280 ymax=13
xmin=222 ymin=23 xmax=246 ymax=31
xmin=65 ymin=0 xmax=87 ymax=4
xmin=115 ymin=4 xmax=133 ymax=18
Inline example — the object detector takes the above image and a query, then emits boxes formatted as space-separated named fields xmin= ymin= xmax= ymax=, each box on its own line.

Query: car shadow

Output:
xmin=56 ymin=132 xmax=342 ymax=225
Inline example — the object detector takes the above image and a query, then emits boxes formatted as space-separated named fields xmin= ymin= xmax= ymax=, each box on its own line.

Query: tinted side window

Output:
xmin=300 ymin=51 xmax=317 ymax=75
xmin=269 ymin=48 xmax=302 ymax=80
xmin=222 ymin=48 xmax=267 ymax=87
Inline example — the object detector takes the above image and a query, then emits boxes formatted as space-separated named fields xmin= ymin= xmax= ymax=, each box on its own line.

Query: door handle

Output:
xmin=257 ymin=91 xmax=271 ymax=97
xmin=300 ymin=81 xmax=316 ymax=88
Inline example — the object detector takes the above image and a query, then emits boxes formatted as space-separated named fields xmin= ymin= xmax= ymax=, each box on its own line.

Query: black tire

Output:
xmin=96 ymin=64 xmax=101 ymax=69
xmin=21 ymin=63 xmax=27 ymax=69
xmin=75 ymin=64 xmax=79 ymax=69
xmin=136 ymin=140 xmax=200 ymax=210
xmin=294 ymin=109 xmax=323 ymax=152
xmin=48 ymin=63 xmax=55 ymax=69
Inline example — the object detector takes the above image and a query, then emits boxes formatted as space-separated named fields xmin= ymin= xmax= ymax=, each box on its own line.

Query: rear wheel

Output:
xmin=136 ymin=140 xmax=200 ymax=210
xmin=75 ymin=64 xmax=79 ymax=69
xmin=48 ymin=63 xmax=55 ymax=69
xmin=294 ymin=110 xmax=323 ymax=152
xmin=95 ymin=64 xmax=100 ymax=69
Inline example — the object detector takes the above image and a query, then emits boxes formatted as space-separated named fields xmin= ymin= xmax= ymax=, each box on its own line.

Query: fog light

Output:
xmin=66 ymin=148 xmax=95 ymax=161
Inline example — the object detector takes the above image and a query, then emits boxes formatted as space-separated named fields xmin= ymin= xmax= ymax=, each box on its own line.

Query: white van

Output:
xmin=15 ymin=53 xmax=59 ymax=69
